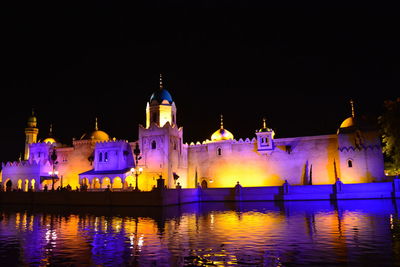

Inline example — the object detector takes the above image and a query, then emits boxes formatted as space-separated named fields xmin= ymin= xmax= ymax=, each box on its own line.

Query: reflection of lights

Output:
xmin=129 ymin=234 xmax=135 ymax=248
xmin=94 ymin=217 xmax=99 ymax=232
xmin=45 ymin=227 xmax=57 ymax=245
xmin=138 ymin=235 xmax=144 ymax=251
xmin=390 ymin=214 xmax=394 ymax=230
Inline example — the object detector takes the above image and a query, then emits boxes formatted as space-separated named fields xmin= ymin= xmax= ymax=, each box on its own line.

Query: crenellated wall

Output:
xmin=187 ymin=135 xmax=340 ymax=188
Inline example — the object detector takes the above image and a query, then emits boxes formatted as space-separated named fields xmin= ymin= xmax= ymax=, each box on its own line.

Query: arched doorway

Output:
xmin=201 ymin=179 xmax=208 ymax=189
xmin=112 ymin=177 xmax=123 ymax=189
xmin=81 ymin=177 xmax=89 ymax=190
xmin=17 ymin=179 xmax=22 ymax=190
xmin=24 ymin=179 xmax=29 ymax=192
xmin=92 ymin=178 xmax=101 ymax=189
xmin=125 ymin=176 xmax=135 ymax=189
xmin=102 ymin=177 xmax=111 ymax=189
xmin=4 ymin=179 xmax=12 ymax=191
xmin=31 ymin=179 xmax=36 ymax=191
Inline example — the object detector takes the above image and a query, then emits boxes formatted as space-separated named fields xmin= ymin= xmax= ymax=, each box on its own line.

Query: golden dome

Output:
xmin=211 ymin=128 xmax=234 ymax=141
xmin=81 ymin=130 xmax=110 ymax=141
xmin=211 ymin=115 xmax=234 ymax=141
xmin=340 ymin=117 xmax=355 ymax=128
xmin=80 ymin=117 xmax=110 ymax=141
xmin=43 ymin=137 xmax=56 ymax=144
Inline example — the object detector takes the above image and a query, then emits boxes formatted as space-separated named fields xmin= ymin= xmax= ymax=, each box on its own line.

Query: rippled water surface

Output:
xmin=1 ymin=199 xmax=400 ymax=266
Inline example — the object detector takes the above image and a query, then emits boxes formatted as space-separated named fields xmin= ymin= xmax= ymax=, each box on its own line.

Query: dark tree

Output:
xmin=379 ymin=98 xmax=400 ymax=175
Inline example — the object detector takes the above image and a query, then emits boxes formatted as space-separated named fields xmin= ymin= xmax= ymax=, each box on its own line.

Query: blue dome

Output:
xmin=150 ymin=89 xmax=173 ymax=104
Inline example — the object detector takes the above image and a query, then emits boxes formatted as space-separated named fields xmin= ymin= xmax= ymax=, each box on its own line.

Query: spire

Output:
xmin=95 ymin=117 xmax=98 ymax=131
xmin=220 ymin=114 xmax=224 ymax=129
xmin=159 ymin=73 xmax=163 ymax=90
xmin=350 ymin=99 xmax=355 ymax=118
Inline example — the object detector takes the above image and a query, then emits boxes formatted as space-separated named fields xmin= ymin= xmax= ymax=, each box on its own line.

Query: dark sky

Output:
xmin=0 ymin=2 xmax=399 ymax=163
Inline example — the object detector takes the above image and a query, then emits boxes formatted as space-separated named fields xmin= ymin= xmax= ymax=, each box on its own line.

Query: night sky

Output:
xmin=0 ymin=2 xmax=399 ymax=163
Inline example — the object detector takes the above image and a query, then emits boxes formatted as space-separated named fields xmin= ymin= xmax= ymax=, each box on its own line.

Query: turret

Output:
xmin=255 ymin=118 xmax=275 ymax=155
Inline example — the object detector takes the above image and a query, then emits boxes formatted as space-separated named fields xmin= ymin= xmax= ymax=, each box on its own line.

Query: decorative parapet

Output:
xmin=338 ymin=144 xmax=381 ymax=152
xmin=187 ymin=137 xmax=257 ymax=147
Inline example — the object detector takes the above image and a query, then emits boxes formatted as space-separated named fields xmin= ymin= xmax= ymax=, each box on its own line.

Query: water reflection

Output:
xmin=0 ymin=200 xmax=399 ymax=266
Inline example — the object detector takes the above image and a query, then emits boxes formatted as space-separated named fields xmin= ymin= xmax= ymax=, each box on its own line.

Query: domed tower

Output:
xmin=255 ymin=118 xmax=275 ymax=155
xmin=337 ymin=100 xmax=384 ymax=183
xmin=24 ymin=110 xmax=39 ymax=160
xmin=146 ymin=74 xmax=177 ymax=128
xmin=139 ymin=75 xmax=187 ymax=190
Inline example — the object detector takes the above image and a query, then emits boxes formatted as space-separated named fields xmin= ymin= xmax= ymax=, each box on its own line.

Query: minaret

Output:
xmin=24 ymin=109 xmax=39 ymax=160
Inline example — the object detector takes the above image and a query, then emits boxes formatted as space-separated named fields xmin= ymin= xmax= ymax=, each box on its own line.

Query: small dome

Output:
xmin=340 ymin=117 xmax=355 ymax=128
xmin=80 ymin=130 xmax=110 ymax=141
xmin=211 ymin=128 xmax=234 ymax=141
xmin=150 ymin=89 xmax=173 ymax=104
xmin=43 ymin=137 xmax=56 ymax=144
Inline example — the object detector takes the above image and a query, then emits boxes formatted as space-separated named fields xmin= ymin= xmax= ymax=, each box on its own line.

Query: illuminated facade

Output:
xmin=1 ymin=77 xmax=385 ymax=191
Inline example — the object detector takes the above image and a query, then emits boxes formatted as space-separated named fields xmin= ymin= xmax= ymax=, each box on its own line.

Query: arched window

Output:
xmin=217 ymin=147 xmax=222 ymax=156
xmin=104 ymin=152 xmax=108 ymax=162
xmin=99 ymin=152 xmax=103 ymax=162
xmin=348 ymin=159 xmax=353 ymax=168
xmin=152 ymin=140 xmax=157 ymax=149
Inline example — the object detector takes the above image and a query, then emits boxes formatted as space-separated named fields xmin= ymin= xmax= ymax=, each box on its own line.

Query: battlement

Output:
xmin=186 ymin=137 xmax=257 ymax=147
xmin=96 ymin=139 xmax=129 ymax=146
xmin=2 ymin=159 xmax=51 ymax=168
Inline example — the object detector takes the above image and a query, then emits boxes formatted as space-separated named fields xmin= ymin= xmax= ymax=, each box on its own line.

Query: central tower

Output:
xmin=146 ymin=74 xmax=177 ymax=128
xmin=139 ymin=74 xmax=187 ymax=190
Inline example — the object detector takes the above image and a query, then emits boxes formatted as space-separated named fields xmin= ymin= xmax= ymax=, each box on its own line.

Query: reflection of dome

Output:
xmin=150 ymin=89 xmax=173 ymax=104
xmin=211 ymin=128 xmax=234 ymax=141
xmin=80 ymin=130 xmax=110 ymax=141
xmin=340 ymin=117 xmax=355 ymax=128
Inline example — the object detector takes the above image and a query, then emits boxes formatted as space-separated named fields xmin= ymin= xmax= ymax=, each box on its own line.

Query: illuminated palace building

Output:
xmin=1 ymin=78 xmax=385 ymax=191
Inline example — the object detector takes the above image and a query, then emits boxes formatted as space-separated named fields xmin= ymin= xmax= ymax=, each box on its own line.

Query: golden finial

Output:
xmin=262 ymin=117 xmax=267 ymax=129
xmin=49 ymin=123 xmax=53 ymax=136
xmin=95 ymin=117 xmax=98 ymax=131
xmin=32 ymin=108 xmax=35 ymax=116
xmin=350 ymin=99 xmax=355 ymax=118
xmin=159 ymin=73 xmax=163 ymax=90
xmin=220 ymin=114 xmax=224 ymax=129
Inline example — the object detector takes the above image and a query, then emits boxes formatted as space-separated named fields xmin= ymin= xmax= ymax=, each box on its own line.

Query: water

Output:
xmin=1 ymin=200 xmax=400 ymax=266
